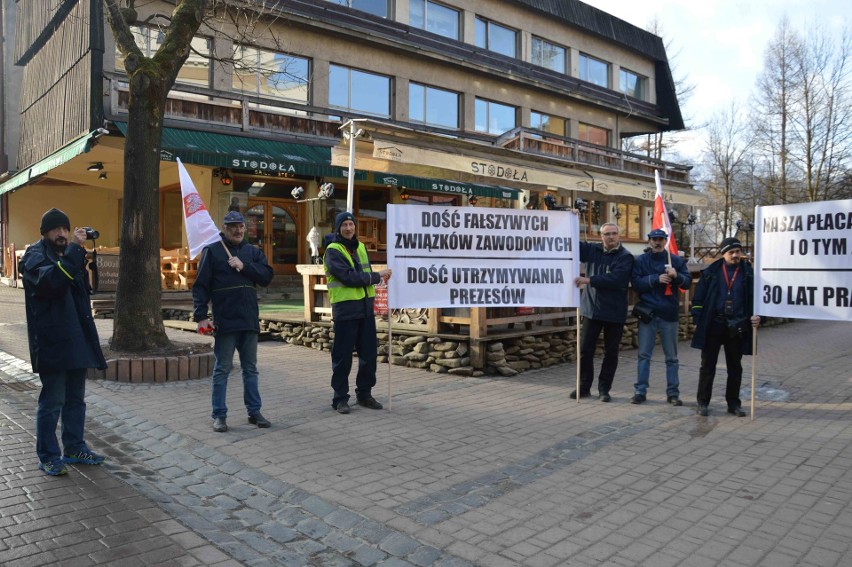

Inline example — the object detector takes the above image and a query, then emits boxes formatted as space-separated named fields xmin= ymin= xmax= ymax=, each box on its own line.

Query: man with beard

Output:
xmin=691 ymin=237 xmax=760 ymax=417
xmin=571 ymin=222 xmax=634 ymax=402
xmin=324 ymin=212 xmax=392 ymax=414
xmin=630 ymin=229 xmax=692 ymax=405
xmin=20 ymin=208 xmax=107 ymax=475
xmin=193 ymin=211 xmax=274 ymax=432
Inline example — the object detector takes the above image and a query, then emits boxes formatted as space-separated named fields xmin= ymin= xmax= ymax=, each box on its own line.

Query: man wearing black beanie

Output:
xmin=20 ymin=208 xmax=107 ymax=475
xmin=323 ymin=211 xmax=392 ymax=414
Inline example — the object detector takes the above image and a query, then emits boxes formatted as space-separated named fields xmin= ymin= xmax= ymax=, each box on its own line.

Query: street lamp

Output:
xmin=736 ymin=219 xmax=755 ymax=256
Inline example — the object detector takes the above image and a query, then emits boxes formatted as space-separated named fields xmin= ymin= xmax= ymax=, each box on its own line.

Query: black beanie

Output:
xmin=719 ymin=237 xmax=743 ymax=255
xmin=40 ymin=208 xmax=71 ymax=235
xmin=335 ymin=211 xmax=357 ymax=233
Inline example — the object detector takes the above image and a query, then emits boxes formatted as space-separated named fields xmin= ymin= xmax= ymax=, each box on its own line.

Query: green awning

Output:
xmin=114 ymin=122 xmax=365 ymax=179
xmin=0 ymin=132 xmax=95 ymax=196
xmin=371 ymin=173 xmax=520 ymax=201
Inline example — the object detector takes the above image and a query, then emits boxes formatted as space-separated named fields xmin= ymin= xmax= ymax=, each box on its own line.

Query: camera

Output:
xmin=83 ymin=227 xmax=100 ymax=240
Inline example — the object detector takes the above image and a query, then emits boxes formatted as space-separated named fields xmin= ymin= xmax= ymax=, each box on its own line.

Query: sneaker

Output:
xmin=62 ymin=450 xmax=104 ymax=465
xmin=335 ymin=401 xmax=351 ymax=414
xmin=630 ymin=394 xmax=646 ymax=404
xmin=248 ymin=413 xmax=271 ymax=428
xmin=39 ymin=460 xmax=68 ymax=476
xmin=569 ymin=390 xmax=591 ymax=400
xmin=697 ymin=404 xmax=709 ymax=416
xmin=667 ymin=396 xmax=683 ymax=406
xmin=357 ymin=397 xmax=383 ymax=410
xmin=599 ymin=393 xmax=612 ymax=403
xmin=213 ymin=417 xmax=228 ymax=432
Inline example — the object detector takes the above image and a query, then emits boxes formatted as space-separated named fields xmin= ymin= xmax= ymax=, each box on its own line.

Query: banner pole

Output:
xmin=576 ymin=308 xmax=581 ymax=403
xmin=387 ymin=314 xmax=393 ymax=412
xmin=750 ymin=326 xmax=758 ymax=422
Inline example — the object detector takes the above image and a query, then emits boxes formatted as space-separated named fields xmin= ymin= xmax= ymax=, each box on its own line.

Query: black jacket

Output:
xmin=20 ymin=239 xmax=106 ymax=373
xmin=690 ymin=258 xmax=755 ymax=355
xmin=192 ymin=236 xmax=274 ymax=334
xmin=578 ymin=241 xmax=634 ymax=324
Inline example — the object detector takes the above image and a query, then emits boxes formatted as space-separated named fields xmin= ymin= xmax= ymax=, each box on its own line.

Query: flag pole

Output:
xmin=750 ymin=326 xmax=758 ymax=421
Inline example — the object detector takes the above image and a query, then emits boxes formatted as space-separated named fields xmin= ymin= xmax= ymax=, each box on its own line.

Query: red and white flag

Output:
xmin=177 ymin=158 xmax=221 ymax=259
xmin=652 ymin=170 xmax=680 ymax=256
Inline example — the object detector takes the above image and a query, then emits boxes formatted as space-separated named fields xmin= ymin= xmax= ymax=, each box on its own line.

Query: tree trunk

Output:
xmin=110 ymin=71 xmax=170 ymax=351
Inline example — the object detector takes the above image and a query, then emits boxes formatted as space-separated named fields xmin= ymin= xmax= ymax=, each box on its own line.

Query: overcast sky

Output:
xmin=581 ymin=0 xmax=852 ymax=162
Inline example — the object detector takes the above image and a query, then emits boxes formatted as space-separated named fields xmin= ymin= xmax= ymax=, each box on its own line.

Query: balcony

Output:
xmin=496 ymin=127 xmax=691 ymax=184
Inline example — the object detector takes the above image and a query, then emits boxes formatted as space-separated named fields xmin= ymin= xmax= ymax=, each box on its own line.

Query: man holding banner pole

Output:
xmin=324 ymin=212 xmax=392 ymax=414
xmin=571 ymin=222 xmax=634 ymax=402
xmin=691 ymin=237 xmax=760 ymax=417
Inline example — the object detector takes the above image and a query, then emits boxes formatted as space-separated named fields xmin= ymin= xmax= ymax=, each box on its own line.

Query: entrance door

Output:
xmin=244 ymin=199 xmax=300 ymax=275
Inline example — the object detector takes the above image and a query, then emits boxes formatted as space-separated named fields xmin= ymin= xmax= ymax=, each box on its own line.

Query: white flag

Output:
xmin=177 ymin=158 xmax=221 ymax=259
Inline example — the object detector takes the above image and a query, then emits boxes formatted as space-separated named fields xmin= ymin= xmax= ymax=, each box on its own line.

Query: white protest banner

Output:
xmin=387 ymin=204 xmax=580 ymax=309
xmin=754 ymin=199 xmax=852 ymax=321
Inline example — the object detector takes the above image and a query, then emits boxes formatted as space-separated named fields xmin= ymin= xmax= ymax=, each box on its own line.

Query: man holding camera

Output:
xmin=193 ymin=211 xmax=274 ymax=432
xmin=630 ymin=229 xmax=692 ymax=405
xmin=691 ymin=237 xmax=760 ymax=417
xmin=20 ymin=208 xmax=107 ymax=475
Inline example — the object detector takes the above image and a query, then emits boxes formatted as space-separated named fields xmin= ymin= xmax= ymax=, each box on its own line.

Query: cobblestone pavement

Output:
xmin=2 ymin=284 xmax=851 ymax=566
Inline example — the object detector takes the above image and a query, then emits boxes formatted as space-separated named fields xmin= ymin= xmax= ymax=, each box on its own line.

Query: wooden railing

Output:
xmin=497 ymin=127 xmax=692 ymax=184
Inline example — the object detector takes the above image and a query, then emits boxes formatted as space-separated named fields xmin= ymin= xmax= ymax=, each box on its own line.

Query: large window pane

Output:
xmin=233 ymin=46 xmax=309 ymax=105
xmin=116 ymin=26 xmax=210 ymax=87
xmin=410 ymin=0 xmax=459 ymax=40
xmin=530 ymin=111 xmax=566 ymax=136
xmin=474 ymin=17 xmax=517 ymax=58
xmin=475 ymin=98 xmax=516 ymax=135
xmin=328 ymin=0 xmax=388 ymax=18
xmin=329 ymin=64 xmax=390 ymax=117
xmin=410 ymin=82 xmax=458 ymax=129
xmin=620 ymin=68 xmax=646 ymax=99
xmin=580 ymin=53 xmax=609 ymax=88
xmin=579 ymin=123 xmax=609 ymax=146
xmin=531 ymin=37 xmax=565 ymax=73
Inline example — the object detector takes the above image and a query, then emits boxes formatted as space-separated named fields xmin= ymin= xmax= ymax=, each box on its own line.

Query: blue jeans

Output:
xmin=211 ymin=331 xmax=262 ymax=419
xmin=635 ymin=317 xmax=680 ymax=397
xmin=36 ymin=368 xmax=88 ymax=463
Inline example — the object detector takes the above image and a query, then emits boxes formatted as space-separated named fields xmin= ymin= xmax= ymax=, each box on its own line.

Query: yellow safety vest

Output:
xmin=324 ymin=242 xmax=376 ymax=304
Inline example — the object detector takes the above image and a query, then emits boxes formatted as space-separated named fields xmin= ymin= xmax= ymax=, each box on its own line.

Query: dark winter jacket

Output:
xmin=578 ymin=241 xmax=634 ymax=323
xmin=690 ymin=258 xmax=755 ymax=355
xmin=192 ymin=235 xmax=274 ymax=334
xmin=323 ymin=235 xmax=382 ymax=322
xmin=631 ymin=250 xmax=691 ymax=322
xmin=20 ymin=239 xmax=106 ymax=373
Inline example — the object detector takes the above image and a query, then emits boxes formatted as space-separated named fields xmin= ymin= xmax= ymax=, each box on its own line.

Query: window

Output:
xmin=327 ymin=0 xmax=389 ymax=18
xmin=475 ymin=17 xmax=517 ymax=58
xmin=115 ymin=26 xmax=210 ymax=87
xmin=409 ymin=83 xmax=459 ymax=129
xmin=616 ymin=203 xmax=642 ymax=240
xmin=233 ymin=46 xmax=309 ymax=109
xmin=531 ymin=37 xmax=566 ymax=73
xmin=620 ymin=68 xmax=646 ymax=99
xmin=530 ymin=111 xmax=566 ymax=136
xmin=475 ymin=98 xmax=516 ymax=135
xmin=578 ymin=123 xmax=609 ymax=146
xmin=329 ymin=65 xmax=391 ymax=117
xmin=579 ymin=53 xmax=609 ymax=88
xmin=410 ymin=0 xmax=459 ymax=40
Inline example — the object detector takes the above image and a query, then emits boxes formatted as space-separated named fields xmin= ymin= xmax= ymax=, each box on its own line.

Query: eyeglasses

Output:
xmin=601 ymin=232 xmax=619 ymax=236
